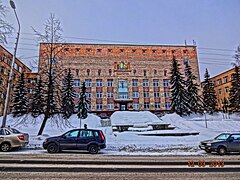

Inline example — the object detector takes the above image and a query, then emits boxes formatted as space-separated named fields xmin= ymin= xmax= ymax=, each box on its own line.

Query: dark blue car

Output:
xmin=199 ymin=133 xmax=240 ymax=155
xmin=43 ymin=128 xmax=106 ymax=154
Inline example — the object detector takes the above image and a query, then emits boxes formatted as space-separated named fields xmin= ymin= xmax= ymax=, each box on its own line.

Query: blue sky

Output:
xmin=2 ymin=0 xmax=240 ymax=80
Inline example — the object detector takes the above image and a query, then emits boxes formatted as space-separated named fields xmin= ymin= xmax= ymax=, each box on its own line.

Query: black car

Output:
xmin=43 ymin=129 xmax=106 ymax=154
xmin=199 ymin=133 xmax=240 ymax=155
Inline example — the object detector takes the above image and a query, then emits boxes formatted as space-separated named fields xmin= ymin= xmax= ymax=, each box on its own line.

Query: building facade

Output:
xmin=209 ymin=67 xmax=239 ymax=110
xmin=38 ymin=43 xmax=200 ymax=117
xmin=0 ymin=45 xmax=32 ymax=116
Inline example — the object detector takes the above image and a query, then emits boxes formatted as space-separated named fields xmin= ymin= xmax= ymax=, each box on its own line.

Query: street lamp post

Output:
xmin=204 ymin=110 xmax=207 ymax=128
xmin=1 ymin=0 xmax=20 ymax=128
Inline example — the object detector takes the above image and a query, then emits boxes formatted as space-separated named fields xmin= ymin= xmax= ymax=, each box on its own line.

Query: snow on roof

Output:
xmin=110 ymin=111 xmax=165 ymax=126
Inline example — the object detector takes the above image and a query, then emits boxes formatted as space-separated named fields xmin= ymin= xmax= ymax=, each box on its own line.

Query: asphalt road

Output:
xmin=1 ymin=153 xmax=240 ymax=179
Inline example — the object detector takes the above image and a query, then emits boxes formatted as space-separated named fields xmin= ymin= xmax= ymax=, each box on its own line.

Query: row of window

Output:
xmin=215 ymin=73 xmax=236 ymax=86
xmin=1 ymin=55 xmax=24 ymax=73
xmin=93 ymin=102 xmax=171 ymax=111
xmin=217 ymin=87 xmax=229 ymax=95
xmin=73 ymin=79 xmax=170 ymax=87
xmin=74 ymin=91 xmax=170 ymax=99
xmin=63 ymin=47 xmax=191 ymax=55
xmin=64 ymin=68 xmax=169 ymax=77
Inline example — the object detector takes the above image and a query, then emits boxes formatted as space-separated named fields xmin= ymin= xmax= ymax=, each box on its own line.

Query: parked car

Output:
xmin=199 ymin=133 xmax=240 ymax=155
xmin=43 ymin=128 xmax=106 ymax=154
xmin=0 ymin=127 xmax=29 ymax=152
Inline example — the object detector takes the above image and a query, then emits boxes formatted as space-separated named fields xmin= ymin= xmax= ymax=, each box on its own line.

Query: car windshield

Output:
xmin=215 ymin=134 xmax=230 ymax=140
xmin=8 ymin=128 xmax=21 ymax=134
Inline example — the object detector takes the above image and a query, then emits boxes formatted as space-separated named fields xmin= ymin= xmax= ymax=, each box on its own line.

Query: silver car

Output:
xmin=0 ymin=127 xmax=29 ymax=152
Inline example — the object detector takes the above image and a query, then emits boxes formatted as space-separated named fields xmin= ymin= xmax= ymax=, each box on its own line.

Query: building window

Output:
xmin=144 ymin=70 xmax=147 ymax=76
xmin=153 ymin=70 xmax=157 ymax=76
xmin=225 ymin=86 xmax=229 ymax=93
xmin=76 ymin=48 xmax=80 ymax=52
xmin=86 ymin=103 xmax=91 ymax=110
xmin=132 ymin=92 xmax=139 ymax=98
xmin=165 ymin=102 xmax=171 ymax=110
xmin=183 ymin=59 xmax=189 ymax=65
xmin=164 ymin=70 xmax=167 ymax=76
xmin=155 ymin=102 xmax=161 ymax=110
xmin=86 ymin=48 xmax=91 ymax=52
xmin=152 ymin=50 xmax=157 ymax=53
xmin=132 ymin=49 xmax=136 ymax=53
xmin=163 ymin=79 xmax=169 ymax=87
xmin=76 ymin=69 xmax=79 ymax=76
xmin=162 ymin=50 xmax=166 ymax=53
xmin=87 ymin=69 xmax=90 ymax=76
xmin=143 ymin=92 xmax=149 ymax=98
xmin=109 ymin=69 xmax=112 ymax=76
xmin=86 ymin=93 xmax=92 ymax=98
xmin=0 ymin=78 xmax=3 ymax=86
xmin=217 ymin=79 xmax=222 ymax=85
xmin=108 ymin=49 xmax=113 ymax=52
xmin=154 ymin=92 xmax=160 ymax=98
xmin=107 ymin=103 xmax=114 ymax=110
xmin=107 ymin=79 xmax=113 ymax=87
xmin=153 ymin=80 xmax=159 ymax=87
xmin=98 ymin=69 xmax=101 ymax=76
xmin=96 ymin=103 xmax=102 ymax=110
xmin=120 ymin=49 xmax=124 ymax=53
xmin=85 ymin=79 xmax=92 ymax=87
xmin=74 ymin=80 xmax=80 ymax=87
xmin=133 ymin=69 xmax=136 ymax=75
xmin=143 ymin=79 xmax=149 ymax=87
xmin=144 ymin=102 xmax=150 ymax=110
xmin=172 ymin=50 xmax=175 ymax=54
xmin=107 ymin=92 xmax=113 ymax=98
xmin=133 ymin=103 xmax=139 ymax=110
xmin=132 ymin=79 xmax=138 ymax=87
xmin=164 ymin=91 xmax=170 ymax=98
xmin=96 ymin=92 xmax=102 ymax=98
xmin=223 ymin=76 xmax=228 ymax=83
xmin=73 ymin=91 xmax=80 ymax=98
xmin=97 ymin=49 xmax=102 ymax=52
xmin=1 ymin=66 xmax=4 ymax=74
xmin=218 ymin=89 xmax=222 ymax=94
xmin=96 ymin=79 xmax=102 ymax=87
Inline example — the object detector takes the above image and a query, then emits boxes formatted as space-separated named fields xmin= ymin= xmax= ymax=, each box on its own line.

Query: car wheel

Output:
xmin=88 ymin=145 xmax=99 ymax=154
xmin=218 ymin=146 xmax=227 ymax=155
xmin=0 ymin=142 xmax=11 ymax=152
xmin=47 ymin=143 xmax=59 ymax=153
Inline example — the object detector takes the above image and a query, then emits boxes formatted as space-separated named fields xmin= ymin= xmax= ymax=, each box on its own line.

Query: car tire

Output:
xmin=218 ymin=146 xmax=227 ymax=155
xmin=88 ymin=145 xmax=99 ymax=154
xmin=0 ymin=142 xmax=11 ymax=152
xmin=47 ymin=143 xmax=59 ymax=153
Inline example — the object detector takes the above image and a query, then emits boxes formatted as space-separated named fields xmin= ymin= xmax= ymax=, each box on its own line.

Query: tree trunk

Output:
xmin=37 ymin=113 xmax=48 ymax=136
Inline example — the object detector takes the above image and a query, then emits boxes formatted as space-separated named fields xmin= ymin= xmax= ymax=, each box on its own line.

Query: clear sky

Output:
xmin=2 ymin=0 xmax=240 ymax=80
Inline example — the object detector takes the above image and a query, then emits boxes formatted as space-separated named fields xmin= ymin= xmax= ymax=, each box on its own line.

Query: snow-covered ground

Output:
xmin=0 ymin=112 xmax=239 ymax=156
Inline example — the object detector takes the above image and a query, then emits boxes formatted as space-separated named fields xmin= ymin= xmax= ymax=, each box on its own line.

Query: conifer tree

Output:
xmin=170 ymin=57 xmax=190 ymax=116
xmin=229 ymin=46 xmax=240 ymax=112
xmin=30 ymin=76 xmax=44 ymax=117
xmin=77 ymin=82 xmax=88 ymax=128
xmin=185 ymin=63 xmax=203 ymax=114
xmin=12 ymin=72 xmax=29 ymax=116
xmin=61 ymin=69 xmax=75 ymax=119
xmin=202 ymin=69 xmax=217 ymax=113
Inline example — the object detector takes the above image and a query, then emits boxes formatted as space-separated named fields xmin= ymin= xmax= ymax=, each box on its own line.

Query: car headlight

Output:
xmin=206 ymin=143 xmax=211 ymax=146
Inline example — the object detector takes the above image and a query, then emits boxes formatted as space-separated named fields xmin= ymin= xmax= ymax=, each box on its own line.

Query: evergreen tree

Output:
xmin=77 ymin=82 xmax=88 ymax=128
xmin=185 ymin=63 xmax=203 ymax=114
xmin=170 ymin=57 xmax=190 ymax=116
xmin=30 ymin=76 xmax=44 ymax=117
xmin=61 ymin=69 xmax=75 ymax=119
xmin=12 ymin=72 xmax=29 ymax=116
xmin=229 ymin=46 xmax=240 ymax=112
xmin=229 ymin=65 xmax=240 ymax=111
xmin=202 ymin=69 xmax=217 ymax=113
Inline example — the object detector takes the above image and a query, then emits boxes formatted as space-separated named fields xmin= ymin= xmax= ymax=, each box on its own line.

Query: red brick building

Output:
xmin=0 ymin=45 xmax=32 ymax=116
xmin=38 ymin=43 xmax=200 ymax=117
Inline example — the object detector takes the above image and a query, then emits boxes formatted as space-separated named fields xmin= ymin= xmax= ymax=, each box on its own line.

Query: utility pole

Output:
xmin=1 ymin=0 xmax=20 ymax=127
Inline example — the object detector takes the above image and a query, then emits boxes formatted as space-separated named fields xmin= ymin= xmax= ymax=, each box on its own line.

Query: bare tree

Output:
xmin=33 ymin=14 xmax=66 ymax=135
xmin=0 ymin=0 xmax=14 ymax=44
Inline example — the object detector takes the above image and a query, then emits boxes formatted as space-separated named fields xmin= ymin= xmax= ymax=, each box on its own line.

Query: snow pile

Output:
xmin=111 ymin=111 xmax=164 ymax=126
